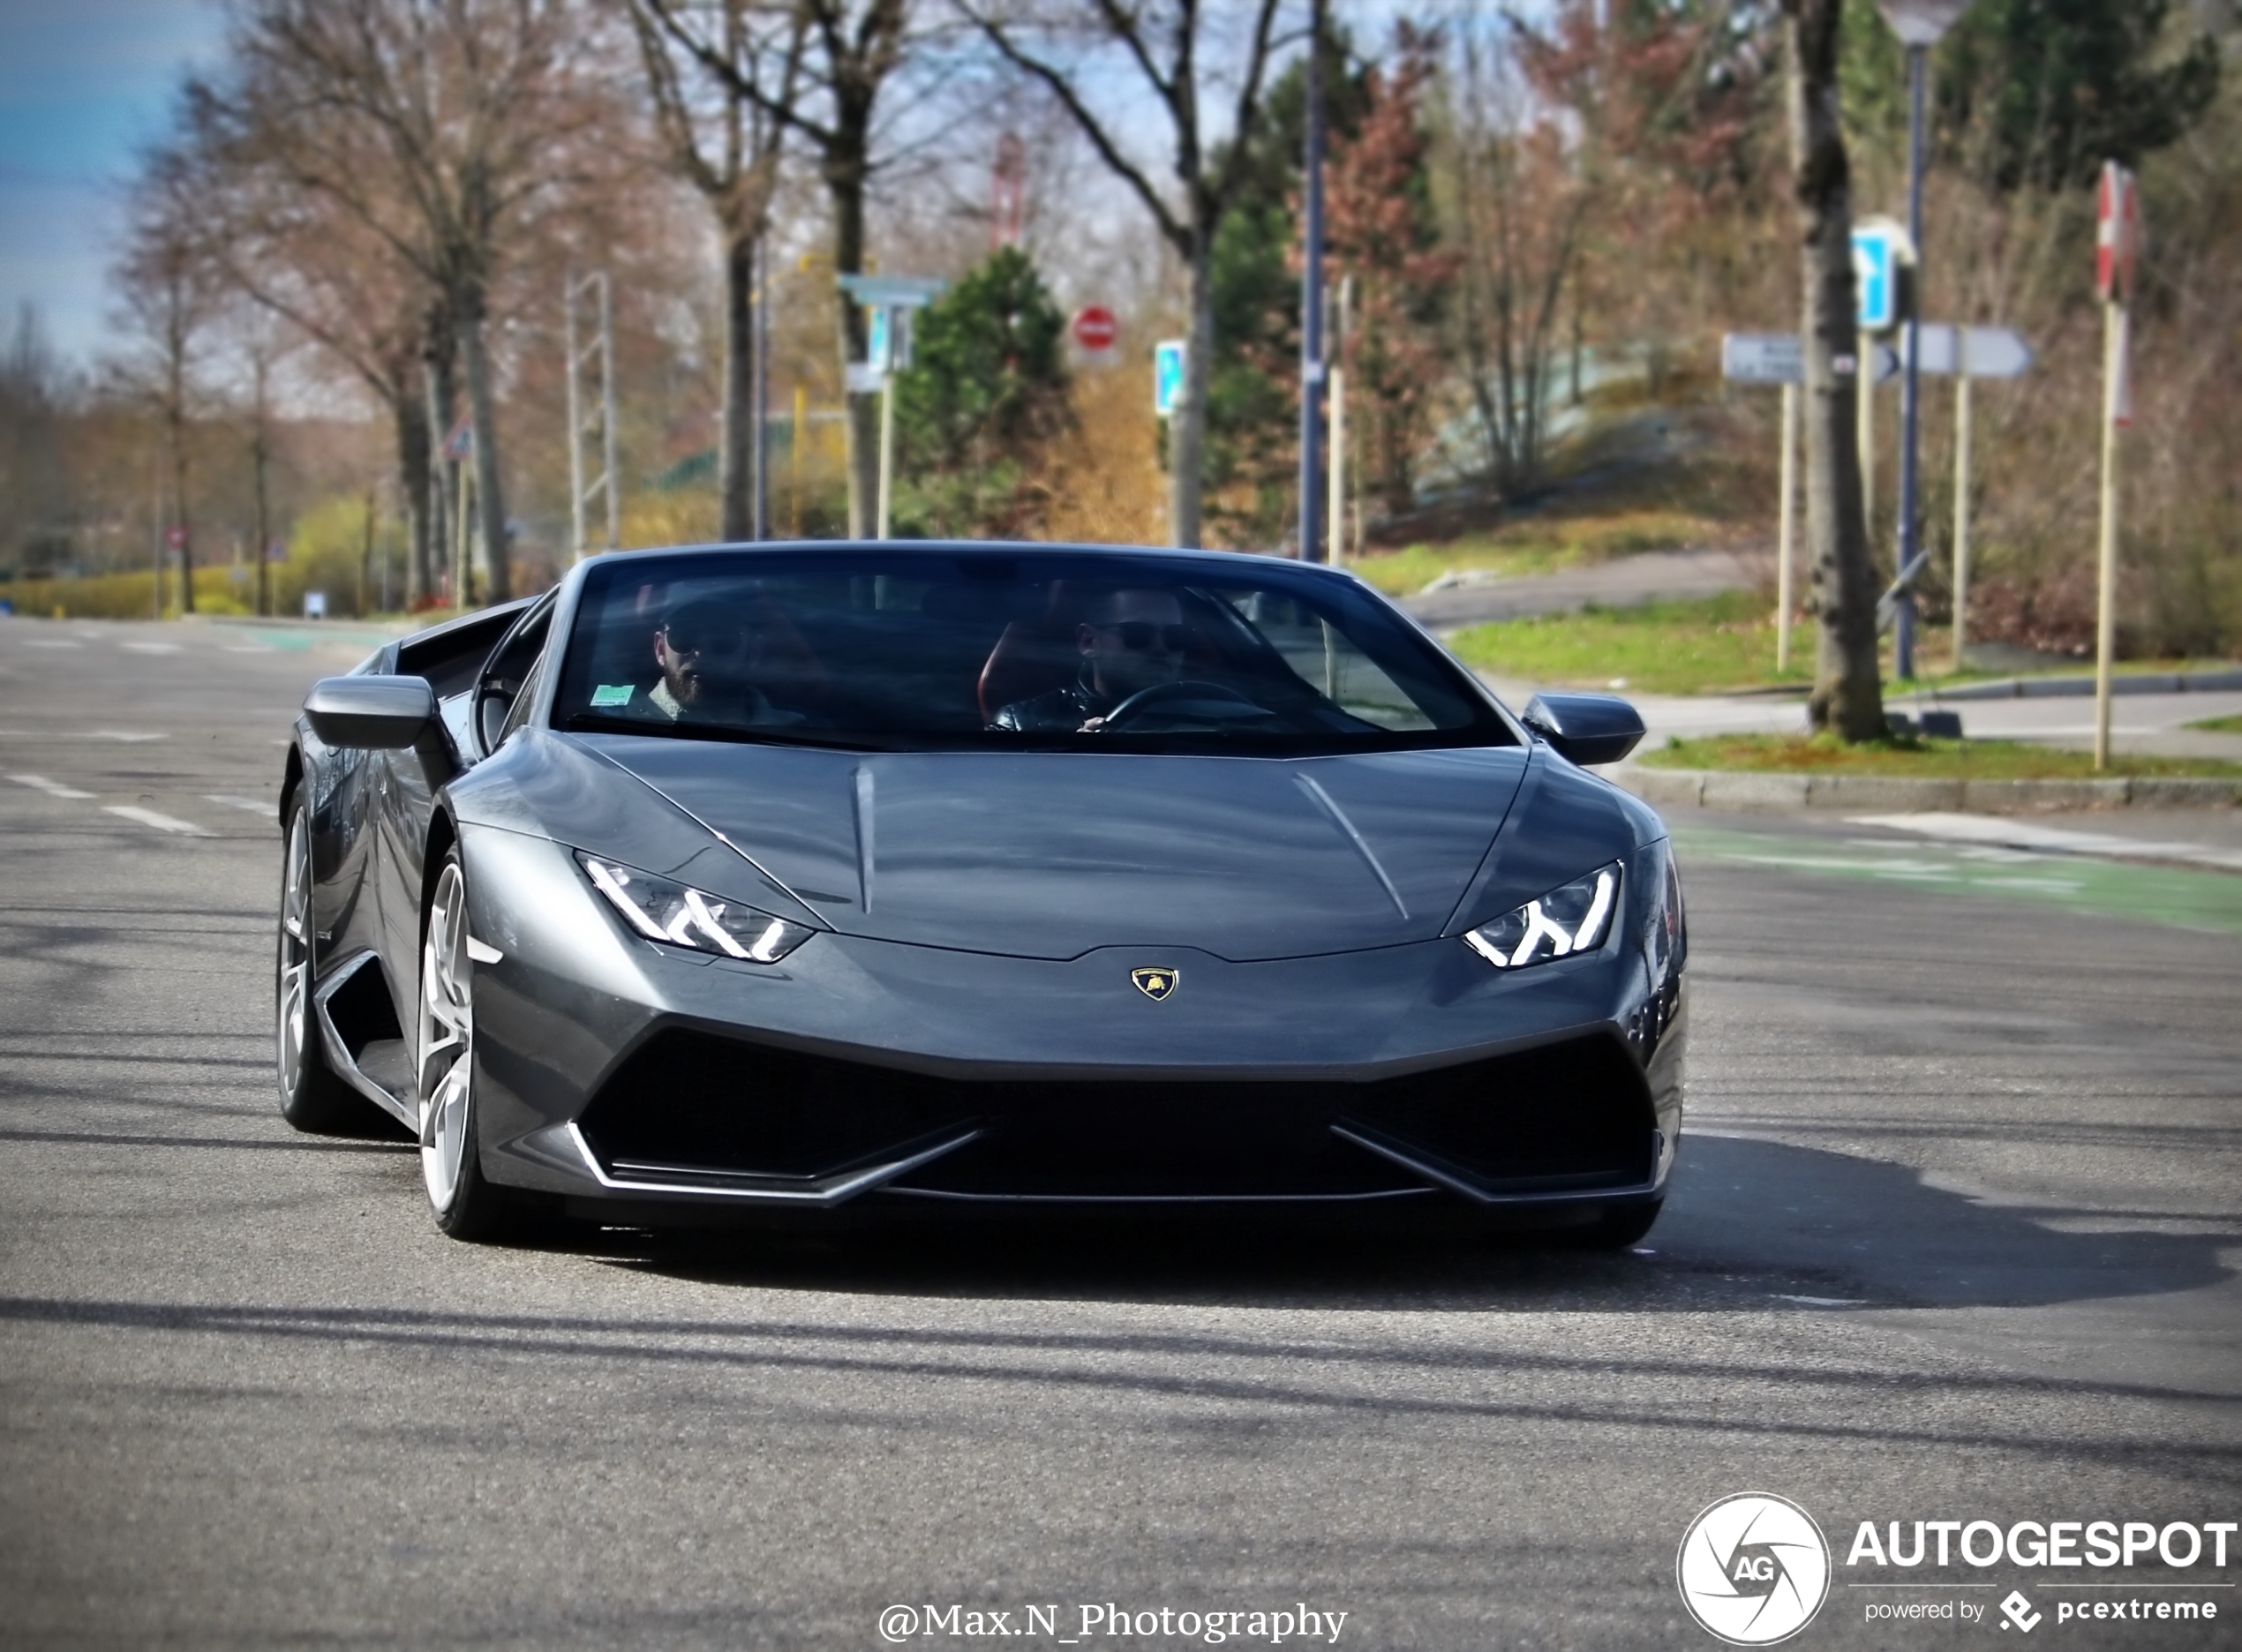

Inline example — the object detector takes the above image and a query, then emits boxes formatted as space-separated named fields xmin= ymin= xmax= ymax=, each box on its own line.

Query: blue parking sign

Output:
xmin=1851 ymin=224 xmax=1906 ymax=332
xmin=1154 ymin=339 xmax=1185 ymax=417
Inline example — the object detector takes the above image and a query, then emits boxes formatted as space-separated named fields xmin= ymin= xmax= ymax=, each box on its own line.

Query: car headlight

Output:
xmin=576 ymin=852 xmax=815 ymax=964
xmin=1462 ymin=861 xmax=1620 ymax=970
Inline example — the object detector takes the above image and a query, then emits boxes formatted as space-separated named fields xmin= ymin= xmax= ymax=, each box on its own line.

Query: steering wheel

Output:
xmin=1099 ymin=680 xmax=1277 ymax=729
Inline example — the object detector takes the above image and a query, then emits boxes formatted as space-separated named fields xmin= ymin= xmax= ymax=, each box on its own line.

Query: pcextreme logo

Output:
xmin=1677 ymin=1493 xmax=1833 ymax=1646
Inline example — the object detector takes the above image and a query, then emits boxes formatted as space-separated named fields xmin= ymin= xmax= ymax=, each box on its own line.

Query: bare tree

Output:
xmin=210 ymin=0 xmax=618 ymax=602
xmin=956 ymin=0 xmax=1287 ymax=549
xmin=628 ymin=0 xmax=805 ymax=542
xmin=642 ymin=0 xmax=918 ymax=538
xmin=1781 ymin=0 xmax=1882 ymax=739
xmin=1441 ymin=15 xmax=1589 ymax=501
xmin=114 ymin=154 xmax=222 ymax=613
xmin=167 ymin=89 xmax=444 ymax=604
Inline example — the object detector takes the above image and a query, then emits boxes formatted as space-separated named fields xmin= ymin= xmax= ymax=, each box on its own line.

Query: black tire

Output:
xmin=276 ymin=800 xmax=371 ymax=1133
xmin=418 ymin=844 xmax=544 ymax=1243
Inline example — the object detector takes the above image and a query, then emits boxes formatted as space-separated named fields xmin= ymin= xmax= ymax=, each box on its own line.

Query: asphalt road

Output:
xmin=3 ymin=616 xmax=2238 ymax=1649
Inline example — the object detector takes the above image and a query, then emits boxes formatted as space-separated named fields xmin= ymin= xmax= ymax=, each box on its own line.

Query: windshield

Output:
xmin=551 ymin=547 xmax=1513 ymax=755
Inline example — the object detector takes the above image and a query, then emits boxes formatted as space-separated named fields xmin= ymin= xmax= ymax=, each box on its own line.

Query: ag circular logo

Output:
xmin=1676 ymin=1492 xmax=1831 ymax=1645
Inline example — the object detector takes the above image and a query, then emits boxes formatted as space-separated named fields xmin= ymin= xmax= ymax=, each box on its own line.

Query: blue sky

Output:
xmin=0 ymin=0 xmax=229 ymax=367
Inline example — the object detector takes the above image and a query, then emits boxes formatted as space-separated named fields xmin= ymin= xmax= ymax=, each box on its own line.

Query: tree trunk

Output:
xmin=719 ymin=224 xmax=756 ymax=542
xmin=1784 ymin=0 xmax=1884 ymax=740
xmin=252 ymin=426 xmax=271 ymax=620
xmin=422 ymin=311 xmax=455 ymax=605
xmin=826 ymin=142 xmax=876 ymax=540
xmin=1169 ymin=233 xmax=1215 ymax=550
xmin=457 ymin=300 xmax=512 ymax=603
xmin=394 ymin=385 xmax=432 ymax=608
xmin=169 ymin=409 xmax=194 ymax=615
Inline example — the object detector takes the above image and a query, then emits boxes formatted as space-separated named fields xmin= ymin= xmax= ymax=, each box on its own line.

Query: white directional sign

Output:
xmin=837 ymin=274 xmax=946 ymax=309
xmin=1904 ymin=324 xmax=2034 ymax=379
xmin=1721 ymin=334 xmax=1897 ymax=385
xmin=1851 ymin=219 xmax=1911 ymax=332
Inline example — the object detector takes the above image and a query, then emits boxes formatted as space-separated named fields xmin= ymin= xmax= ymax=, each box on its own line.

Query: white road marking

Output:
xmin=14 ymin=639 xmax=83 ymax=650
xmin=102 ymin=805 xmax=212 ymax=837
xmin=1852 ymin=811 xmax=2242 ymax=873
xmin=223 ymin=646 xmax=275 ymax=654
xmin=9 ymin=773 xmax=95 ymax=800
xmin=204 ymin=794 xmax=273 ymax=814
xmin=122 ymin=642 xmax=181 ymax=654
xmin=0 ymin=731 xmax=165 ymax=742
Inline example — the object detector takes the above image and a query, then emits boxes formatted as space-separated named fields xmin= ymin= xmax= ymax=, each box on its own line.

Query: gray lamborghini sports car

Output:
xmin=277 ymin=542 xmax=1686 ymax=1244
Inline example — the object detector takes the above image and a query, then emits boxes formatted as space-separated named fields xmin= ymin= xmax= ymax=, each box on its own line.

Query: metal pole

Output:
xmin=1297 ymin=0 xmax=1326 ymax=562
xmin=1857 ymin=329 xmax=1875 ymax=554
xmin=752 ymin=237 xmax=771 ymax=541
xmin=598 ymin=271 xmax=620 ymax=552
xmin=1951 ymin=334 xmax=1972 ymax=672
xmin=564 ymin=273 xmax=586 ymax=561
xmin=876 ymin=352 xmax=896 ymax=541
xmin=1776 ymin=382 xmax=1799 ymax=672
xmin=793 ymin=380 xmax=807 ymax=536
xmin=1328 ymin=364 xmax=1346 ymax=567
xmin=2093 ymin=301 xmax=2125 ymax=770
xmin=1894 ymin=41 xmax=1929 ymax=680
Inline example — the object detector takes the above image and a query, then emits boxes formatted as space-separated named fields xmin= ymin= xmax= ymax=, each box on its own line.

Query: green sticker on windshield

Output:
xmin=591 ymin=684 xmax=634 ymax=708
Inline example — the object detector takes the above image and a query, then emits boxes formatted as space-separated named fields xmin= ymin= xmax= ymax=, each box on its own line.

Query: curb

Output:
xmin=1907 ymin=666 xmax=2242 ymax=702
xmin=1617 ymin=768 xmax=2242 ymax=813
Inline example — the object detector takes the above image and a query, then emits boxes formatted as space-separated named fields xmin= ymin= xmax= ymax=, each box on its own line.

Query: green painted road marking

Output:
xmin=1674 ymin=825 xmax=2242 ymax=938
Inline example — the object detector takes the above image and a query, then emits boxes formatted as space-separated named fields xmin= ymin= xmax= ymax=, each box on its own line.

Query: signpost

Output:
xmin=2093 ymin=161 xmax=2140 ymax=770
xmin=1071 ymin=306 xmax=1117 ymax=354
xmin=839 ymin=274 xmax=946 ymax=540
xmin=1904 ymin=325 xmax=2035 ymax=669
xmin=1850 ymin=217 xmax=1911 ymax=557
xmin=1723 ymin=334 xmax=1897 ymax=671
xmin=1154 ymin=340 xmax=1186 ymax=419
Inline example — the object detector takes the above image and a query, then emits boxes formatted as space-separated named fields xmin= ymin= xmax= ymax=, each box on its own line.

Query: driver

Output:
xmin=990 ymin=587 xmax=1186 ymax=732
xmin=625 ymin=597 xmax=798 ymax=726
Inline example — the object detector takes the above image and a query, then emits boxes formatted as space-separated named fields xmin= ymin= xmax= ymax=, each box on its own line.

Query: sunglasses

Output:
xmin=664 ymin=624 xmax=748 ymax=657
xmin=1095 ymin=620 xmax=1188 ymax=652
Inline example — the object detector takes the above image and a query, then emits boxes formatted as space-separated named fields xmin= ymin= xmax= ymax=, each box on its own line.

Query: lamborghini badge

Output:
xmin=1131 ymin=966 xmax=1178 ymax=1002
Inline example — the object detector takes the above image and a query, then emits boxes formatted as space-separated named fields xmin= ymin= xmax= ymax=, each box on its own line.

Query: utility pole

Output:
xmin=1297 ymin=0 xmax=1328 ymax=563
xmin=1875 ymin=1 xmax=1970 ymax=680
xmin=2093 ymin=161 xmax=2139 ymax=771
xmin=564 ymin=269 xmax=621 ymax=562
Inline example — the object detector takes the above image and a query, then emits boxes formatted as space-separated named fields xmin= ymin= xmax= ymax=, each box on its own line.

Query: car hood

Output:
xmin=579 ymin=739 xmax=1531 ymax=962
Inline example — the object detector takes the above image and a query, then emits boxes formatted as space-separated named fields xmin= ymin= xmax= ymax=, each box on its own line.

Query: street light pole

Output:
xmin=1894 ymin=41 xmax=1929 ymax=680
xmin=1876 ymin=0 xmax=1969 ymax=683
xmin=1297 ymin=0 xmax=1327 ymax=564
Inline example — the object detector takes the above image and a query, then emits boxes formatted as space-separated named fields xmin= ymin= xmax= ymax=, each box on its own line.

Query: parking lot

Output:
xmin=2 ymin=618 xmax=2237 ymax=1648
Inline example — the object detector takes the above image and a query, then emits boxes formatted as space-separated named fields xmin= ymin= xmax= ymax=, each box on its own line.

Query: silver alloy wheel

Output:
xmin=277 ymin=811 xmax=312 ymax=1100
xmin=418 ymin=860 xmax=475 ymax=1212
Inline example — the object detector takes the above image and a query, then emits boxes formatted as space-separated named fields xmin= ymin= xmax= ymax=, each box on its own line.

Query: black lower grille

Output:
xmin=576 ymin=1027 xmax=1653 ymax=1198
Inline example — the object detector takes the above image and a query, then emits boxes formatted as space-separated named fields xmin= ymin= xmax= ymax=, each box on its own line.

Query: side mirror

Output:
xmin=303 ymin=676 xmax=457 ymax=785
xmin=1519 ymin=692 xmax=1646 ymax=767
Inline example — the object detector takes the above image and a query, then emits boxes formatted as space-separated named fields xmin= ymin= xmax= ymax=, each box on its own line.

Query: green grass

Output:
xmin=1641 ymin=732 xmax=2242 ymax=779
xmin=1448 ymin=590 xmax=1807 ymax=695
xmin=2187 ymin=713 xmax=2242 ymax=735
xmin=1348 ymin=508 xmax=1723 ymax=598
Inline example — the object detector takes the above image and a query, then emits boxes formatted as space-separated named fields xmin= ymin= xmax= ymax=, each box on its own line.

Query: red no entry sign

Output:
xmin=2096 ymin=161 xmax=2140 ymax=304
xmin=1072 ymin=306 xmax=1117 ymax=352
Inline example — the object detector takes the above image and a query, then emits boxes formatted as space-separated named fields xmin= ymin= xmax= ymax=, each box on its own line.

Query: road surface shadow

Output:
xmin=583 ymin=1133 xmax=2235 ymax=1315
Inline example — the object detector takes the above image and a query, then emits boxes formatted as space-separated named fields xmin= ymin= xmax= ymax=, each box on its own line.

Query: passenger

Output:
xmin=991 ymin=587 xmax=1187 ymax=732
xmin=632 ymin=597 xmax=799 ymax=726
